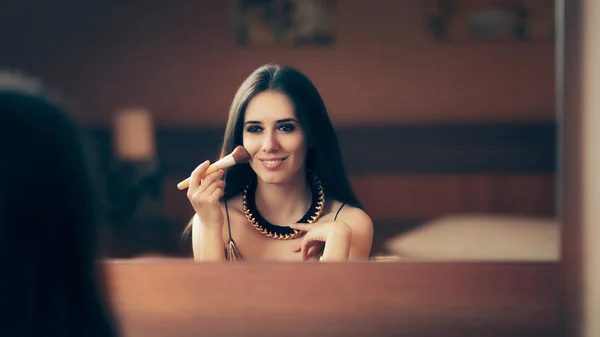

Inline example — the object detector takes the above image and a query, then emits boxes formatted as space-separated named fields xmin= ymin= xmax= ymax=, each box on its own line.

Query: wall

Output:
xmin=0 ymin=1 xmax=555 ymax=126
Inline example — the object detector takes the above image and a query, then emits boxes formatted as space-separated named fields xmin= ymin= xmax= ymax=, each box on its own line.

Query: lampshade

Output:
xmin=113 ymin=107 xmax=156 ymax=161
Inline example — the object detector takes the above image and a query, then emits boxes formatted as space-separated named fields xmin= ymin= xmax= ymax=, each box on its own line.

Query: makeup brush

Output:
xmin=176 ymin=145 xmax=250 ymax=190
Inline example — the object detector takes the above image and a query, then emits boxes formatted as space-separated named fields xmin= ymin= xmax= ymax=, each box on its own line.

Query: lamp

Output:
xmin=106 ymin=107 xmax=167 ymax=257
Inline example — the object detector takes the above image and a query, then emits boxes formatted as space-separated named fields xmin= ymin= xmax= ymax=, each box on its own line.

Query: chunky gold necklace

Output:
xmin=242 ymin=175 xmax=325 ymax=240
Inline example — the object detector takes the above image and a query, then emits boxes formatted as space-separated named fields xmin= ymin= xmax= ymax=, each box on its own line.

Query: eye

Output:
xmin=278 ymin=123 xmax=295 ymax=132
xmin=246 ymin=125 xmax=262 ymax=133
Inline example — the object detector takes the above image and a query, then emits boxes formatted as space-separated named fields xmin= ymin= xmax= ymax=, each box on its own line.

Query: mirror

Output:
xmin=0 ymin=0 xmax=558 ymax=262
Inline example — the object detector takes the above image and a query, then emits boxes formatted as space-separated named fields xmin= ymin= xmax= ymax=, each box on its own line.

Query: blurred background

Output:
xmin=0 ymin=0 xmax=557 ymax=260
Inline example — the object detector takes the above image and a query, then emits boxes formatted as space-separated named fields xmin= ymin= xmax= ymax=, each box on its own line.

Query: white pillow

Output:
xmin=384 ymin=214 xmax=559 ymax=261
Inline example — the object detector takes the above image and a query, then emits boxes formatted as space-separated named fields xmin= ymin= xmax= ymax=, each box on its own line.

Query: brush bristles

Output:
xmin=231 ymin=145 xmax=250 ymax=164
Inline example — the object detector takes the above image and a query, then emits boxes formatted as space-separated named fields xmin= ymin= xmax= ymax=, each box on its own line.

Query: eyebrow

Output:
xmin=244 ymin=118 xmax=299 ymax=125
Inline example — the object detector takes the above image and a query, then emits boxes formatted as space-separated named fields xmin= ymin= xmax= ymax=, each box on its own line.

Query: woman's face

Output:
xmin=242 ymin=91 xmax=307 ymax=185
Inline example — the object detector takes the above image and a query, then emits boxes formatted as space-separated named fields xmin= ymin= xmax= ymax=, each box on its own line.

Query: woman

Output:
xmin=0 ymin=72 xmax=119 ymax=336
xmin=184 ymin=64 xmax=373 ymax=261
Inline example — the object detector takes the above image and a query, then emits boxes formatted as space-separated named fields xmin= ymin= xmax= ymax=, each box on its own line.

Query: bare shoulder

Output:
xmin=330 ymin=202 xmax=374 ymax=259
xmin=335 ymin=205 xmax=374 ymax=235
xmin=223 ymin=194 xmax=244 ymax=214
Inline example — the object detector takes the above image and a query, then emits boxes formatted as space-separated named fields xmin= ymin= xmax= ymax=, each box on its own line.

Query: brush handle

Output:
xmin=177 ymin=154 xmax=236 ymax=190
xmin=176 ymin=164 xmax=218 ymax=190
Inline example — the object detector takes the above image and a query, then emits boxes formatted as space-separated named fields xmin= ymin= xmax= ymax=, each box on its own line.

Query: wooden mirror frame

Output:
xmin=104 ymin=1 xmax=600 ymax=336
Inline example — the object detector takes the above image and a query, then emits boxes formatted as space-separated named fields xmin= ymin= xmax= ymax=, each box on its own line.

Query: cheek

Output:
xmin=242 ymin=134 xmax=261 ymax=155
xmin=282 ymin=134 xmax=307 ymax=155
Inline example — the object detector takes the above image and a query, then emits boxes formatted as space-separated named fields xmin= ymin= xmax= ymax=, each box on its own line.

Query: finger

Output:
xmin=293 ymin=243 xmax=321 ymax=258
xmin=300 ymin=238 xmax=315 ymax=260
xmin=306 ymin=242 xmax=324 ymax=259
xmin=287 ymin=223 xmax=314 ymax=232
xmin=188 ymin=160 xmax=210 ymax=193
xmin=296 ymin=240 xmax=322 ymax=260
xmin=291 ymin=237 xmax=309 ymax=258
xmin=301 ymin=242 xmax=323 ymax=261
xmin=196 ymin=169 xmax=225 ymax=194
xmin=300 ymin=243 xmax=308 ymax=260
xmin=202 ymin=177 xmax=225 ymax=197
xmin=300 ymin=244 xmax=316 ymax=260
xmin=209 ymin=186 xmax=225 ymax=202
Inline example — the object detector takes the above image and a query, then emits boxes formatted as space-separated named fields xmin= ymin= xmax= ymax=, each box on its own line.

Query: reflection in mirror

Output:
xmin=0 ymin=0 xmax=558 ymax=262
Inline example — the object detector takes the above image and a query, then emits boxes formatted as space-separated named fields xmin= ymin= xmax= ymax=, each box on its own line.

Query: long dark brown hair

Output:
xmin=0 ymin=72 xmax=119 ymax=337
xmin=183 ymin=64 xmax=362 ymax=242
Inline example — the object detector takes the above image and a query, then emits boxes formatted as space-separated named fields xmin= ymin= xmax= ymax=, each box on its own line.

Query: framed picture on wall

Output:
xmin=232 ymin=0 xmax=336 ymax=47
xmin=425 ymin=0 xmax=555 ymax=43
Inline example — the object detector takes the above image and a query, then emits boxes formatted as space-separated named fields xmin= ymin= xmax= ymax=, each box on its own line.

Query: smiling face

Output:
xmin=242 ymin=91 xmax=308 ymax=185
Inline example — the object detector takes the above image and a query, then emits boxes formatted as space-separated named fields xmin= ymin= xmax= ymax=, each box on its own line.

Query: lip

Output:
xmin=258 ymin=157 xmax=288 ymax=161
xmin=258 ymin=156 xmax=288 ymax=169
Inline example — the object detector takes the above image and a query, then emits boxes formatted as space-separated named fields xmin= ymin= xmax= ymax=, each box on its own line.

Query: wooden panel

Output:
xmin=562 ymin=0 xmax=600 ymax=335
xmin=163 ymin=177 xmax=194 ymax=224
xmin=350 ymin=174 xmax=556 ymax=220
xmin=336 ymin=122 xmax=556 ymax=174
xmin=162 ymin=174 xmax=556 ymax=224
xmin=85 ymin=122 xmax=557 ymax=176
xmin=105 ymin=261 xmax=560 ymax=337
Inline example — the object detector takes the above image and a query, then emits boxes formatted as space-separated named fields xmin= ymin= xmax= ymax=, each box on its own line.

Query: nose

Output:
xmin=261 ymin=130 xmax=279 ymax=153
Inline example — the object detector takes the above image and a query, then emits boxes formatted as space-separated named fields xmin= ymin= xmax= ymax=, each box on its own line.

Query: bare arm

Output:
xmin=320 ymin=225 xmax=351 ymax=261
xmin=288 ymin=205 xmax=374 ymax=262
xmin=337 ymin=207 xmax=374 ymax=260
xmin=191 ymin=213 xmax=226 ymax=261
xmin=186 ymin=160 xmax=227 ymax=262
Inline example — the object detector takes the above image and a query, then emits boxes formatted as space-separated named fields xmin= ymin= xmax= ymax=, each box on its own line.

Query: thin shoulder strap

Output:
xmin=224 ymin=200 xmax=233 ymax=242
xmin=334 ymin=203 xmax=346 ymax=221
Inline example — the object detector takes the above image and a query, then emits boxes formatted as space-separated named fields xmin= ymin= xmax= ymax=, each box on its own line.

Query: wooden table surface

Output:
xmin=105 ymin=260 xmax=560 ymax=337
